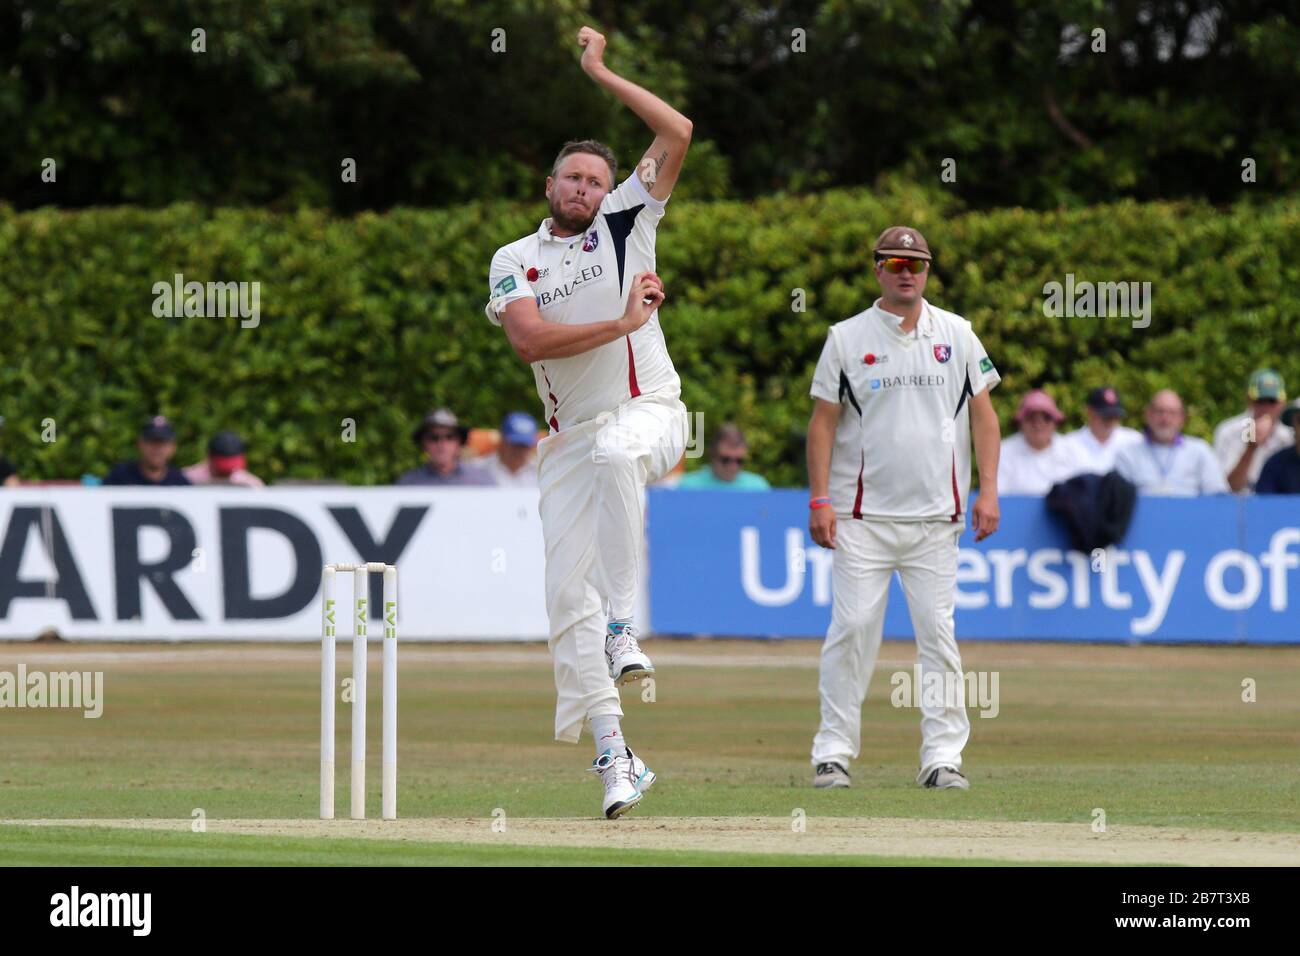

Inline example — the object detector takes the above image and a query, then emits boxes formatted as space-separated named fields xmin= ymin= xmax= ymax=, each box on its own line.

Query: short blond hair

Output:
xmin=551 ymin=140 xmax=617 ymax=187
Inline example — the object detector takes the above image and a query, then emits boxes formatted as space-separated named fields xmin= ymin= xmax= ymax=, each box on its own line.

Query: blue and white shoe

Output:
xmin=589 ymin=747 xmax=642 ymax=819
xmin=627 ymin=747 xmax=656 ymax=795
xmin=606 ymin=623 xmax=654 ymax=685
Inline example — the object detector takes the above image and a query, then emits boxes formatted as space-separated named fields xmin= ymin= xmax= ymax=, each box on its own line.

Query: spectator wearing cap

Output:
xmin=1064 ymin=386 xmax=1143 ymax=474
xmin=997 ymin=390 xmax=1089 ymax=495
xmin=484 ymin=412 xmax=540 ymax=487
xmin=677 ymin=423 xmax=770 ymax=490
xmin=397 ymin=408 xmax=495 ymax=486
xmin=1115 ymin=390 xmax=1228 ymax=496
xmin=1256 ymin=402 xmax=1300 ymax=495
xmin=184 ymin=431 xmax=264 ymax=487
xmin=1212 ymin=369 xmax=1294 ymax=493
xmin=103 ymin=415 xmax=192 ymax=486
xmin=0 ymin=417 xmax=19 ymax=487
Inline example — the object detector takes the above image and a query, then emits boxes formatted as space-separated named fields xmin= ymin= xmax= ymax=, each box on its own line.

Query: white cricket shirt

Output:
xmin=998 ymin=432 xmax=1090 ymax=495
xmin=485 ymin=175 xmax=681 ymax=431
xmin=811 ymin=299 xmax=1001 ymax=523
xmin=1114 ymin=433 xmax=1230 ymax=496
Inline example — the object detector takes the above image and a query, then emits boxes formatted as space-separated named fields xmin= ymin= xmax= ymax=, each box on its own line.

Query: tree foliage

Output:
xmin=1 ymin=0 xmax=1296 ymax=211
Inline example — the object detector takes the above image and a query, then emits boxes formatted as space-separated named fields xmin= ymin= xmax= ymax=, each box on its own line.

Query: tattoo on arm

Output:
xmin=640 ymin=150 xmax=668 ymax=187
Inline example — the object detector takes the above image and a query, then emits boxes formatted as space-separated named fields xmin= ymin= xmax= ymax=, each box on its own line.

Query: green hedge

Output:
xmin=2 ymin=185 xmax=1298 ymax=487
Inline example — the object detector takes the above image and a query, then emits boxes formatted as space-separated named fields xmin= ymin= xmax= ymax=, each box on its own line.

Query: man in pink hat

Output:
xmin=998 ymin=389 xmax=1089 ymax=494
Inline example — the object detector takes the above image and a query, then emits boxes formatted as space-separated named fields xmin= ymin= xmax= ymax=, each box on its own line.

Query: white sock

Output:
xmin=607 ymin=618 xmax=633 ymax=635
xmin=589 ymin=714 xmax=625 ymax=757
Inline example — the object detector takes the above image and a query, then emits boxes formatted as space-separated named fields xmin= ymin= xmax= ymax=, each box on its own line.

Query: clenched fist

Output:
xmin=578 ymin=26 xmax=606 ymax=74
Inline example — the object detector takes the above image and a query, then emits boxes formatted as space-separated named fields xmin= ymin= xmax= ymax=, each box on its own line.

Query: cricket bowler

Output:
xmin=806 ymin=227 xmax=1003 ymax=791
xmin=484 ymin=27 xmax=691 ymax=818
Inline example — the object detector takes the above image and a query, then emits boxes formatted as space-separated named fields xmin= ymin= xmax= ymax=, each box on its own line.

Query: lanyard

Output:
xmin=1144 ymin=435 xmax=1182 ymax=485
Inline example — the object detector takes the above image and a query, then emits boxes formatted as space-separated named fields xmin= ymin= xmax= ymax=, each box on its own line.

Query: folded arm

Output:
xmin=499 ymin=273 xmax=664 ymax=364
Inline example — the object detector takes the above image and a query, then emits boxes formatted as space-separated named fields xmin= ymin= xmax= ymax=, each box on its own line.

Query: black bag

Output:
xmin=1045 ymin=471 xmax=1138 ymax=553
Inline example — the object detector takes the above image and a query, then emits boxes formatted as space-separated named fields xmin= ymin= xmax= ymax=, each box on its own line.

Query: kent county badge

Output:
xmin=933 ymin=343 xmax=952 ymax=364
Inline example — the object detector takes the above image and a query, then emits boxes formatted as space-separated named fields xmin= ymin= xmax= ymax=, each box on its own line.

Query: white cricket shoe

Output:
xmin=812 ymin=761 xmax=851 ymax=789
xmin=627 ymin=747 xmax=656 ymax=795
xmin=589 ymin=747 xmax=653 ymax=819
xmin=920 ymin=766 xmax=970 ymax=790
xmin=606 ymin=624 xmax=654 ymax=685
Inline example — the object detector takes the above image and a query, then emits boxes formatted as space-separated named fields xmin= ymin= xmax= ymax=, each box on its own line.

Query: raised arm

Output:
xmin=578 ymin=26 xmax=692 ymax=201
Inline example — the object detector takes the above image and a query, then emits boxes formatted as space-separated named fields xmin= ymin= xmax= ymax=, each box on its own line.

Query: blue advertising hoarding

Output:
xmin=646 ymin=490 xmax=1299 ymax=643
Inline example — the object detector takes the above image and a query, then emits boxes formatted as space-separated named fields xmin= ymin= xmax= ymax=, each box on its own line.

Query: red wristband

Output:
xmin=810 ymin=497 xmax=831 ymax=509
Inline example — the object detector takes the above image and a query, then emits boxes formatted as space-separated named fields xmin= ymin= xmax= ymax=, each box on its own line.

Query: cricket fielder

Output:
xmin=806 ymin=227 xmax=1003 ymax=791
xmin=484 ymin=27 xmax=691 ymax=818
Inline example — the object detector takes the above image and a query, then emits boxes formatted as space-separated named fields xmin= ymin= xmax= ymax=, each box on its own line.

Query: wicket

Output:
xmin=320 ymin=562 xmax=397 ymax=820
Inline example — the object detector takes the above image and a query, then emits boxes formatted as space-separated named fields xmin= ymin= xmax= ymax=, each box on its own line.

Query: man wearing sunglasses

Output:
xmin=806 ymin=226 xmax=1003 ymax=792
xmin=397 ymin=408 xmax=495 ymax=486
xmin=677 ymin=424 xmax=770 ymax=490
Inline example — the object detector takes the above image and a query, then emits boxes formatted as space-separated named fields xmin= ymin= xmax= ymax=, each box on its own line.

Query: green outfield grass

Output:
xmin=0 ymin=640 xmax=1296 ymax=865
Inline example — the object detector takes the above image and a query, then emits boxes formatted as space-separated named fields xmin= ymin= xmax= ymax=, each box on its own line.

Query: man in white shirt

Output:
xmin=1115 ymin=390 xmax=1229 ymax=496
xmin=1212 ymin=369 xmax=1293 ymax=493
xmin=484 ymin=26 xmax=691 ymax=819
xmin=806 ymin=226 xmax=1003 ymax=792
xmin=483 ymin=412 xmax=540 ymax=487
xmin=998 ymin=389 xmax=1089 ymax=494
xmin=1064 ymin=386 xmax=1144 ymax=474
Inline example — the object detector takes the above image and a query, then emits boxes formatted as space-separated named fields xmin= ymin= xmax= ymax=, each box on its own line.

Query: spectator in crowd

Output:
xmin=483 ymin=412 xmax=540 ymax=487
xmin=397 ymin=408 xmax=495 ymax=486
xmin=1064 ymin=386 xmax=1143 ymax=473
xmin=997 ymin=390 xmax=1088 ymax=494
xmin=0 ymin=417 xmax=19 ymax=487
xmin=1256 ymin=402 xmax=1300 ymax=495
xmin=1115 ymin=390 xmax=1228 ymax=495
xmin=184 ymin=430 xmax=265 ymax=487
xmin=677 ymin=423 xmax=770 ymax=490
xmin=1212 ymin=368 xmax=1293 ymax=493
xmin=104 ymin=415 xmax=192 ymax=486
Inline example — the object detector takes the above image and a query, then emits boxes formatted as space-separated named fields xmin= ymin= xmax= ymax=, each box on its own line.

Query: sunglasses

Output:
xmin=717 ymin=455 xmax=747 ymax=466
xmin=424 ymin=432 xmax=460 ymax=443
xmin=877 ymin=257 xmax=928 ymax=275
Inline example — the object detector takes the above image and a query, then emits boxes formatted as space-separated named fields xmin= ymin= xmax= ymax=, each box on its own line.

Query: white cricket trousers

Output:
xmin=811 ymin=518 xmax=970 ymax=781
xmin=537 ymin=391 xmax=688 ymax=743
